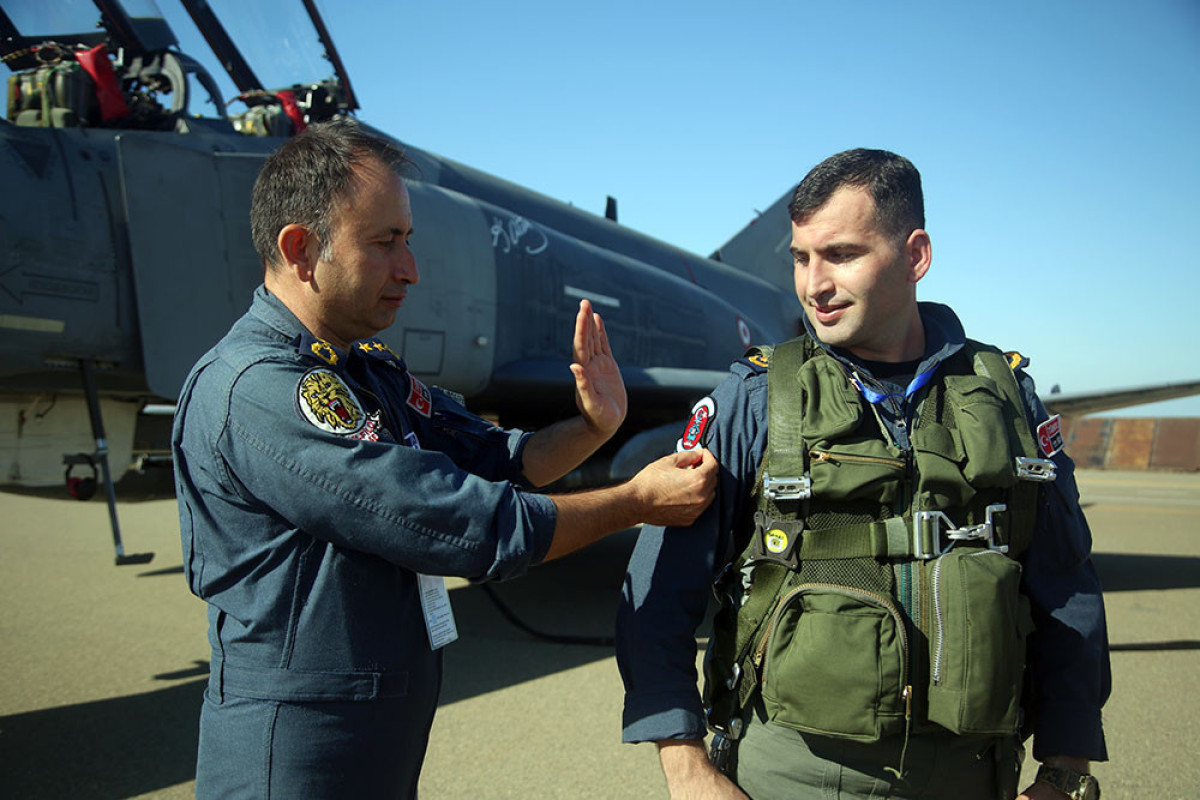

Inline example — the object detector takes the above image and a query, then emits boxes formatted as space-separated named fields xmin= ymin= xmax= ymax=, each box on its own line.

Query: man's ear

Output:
xmin=906 ymin=228 xmax=932 ymax=284
xmin=277 ymin=224 xmax=319 ymax=282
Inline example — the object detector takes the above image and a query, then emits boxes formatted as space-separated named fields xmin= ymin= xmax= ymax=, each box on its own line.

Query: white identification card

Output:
xmin=417 ymin=573 xmax=459 ymax=650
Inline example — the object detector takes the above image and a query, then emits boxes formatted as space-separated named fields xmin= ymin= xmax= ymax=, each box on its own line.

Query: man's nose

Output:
xmin=396 ymin=249 xmax=419 ymax=286
xmin=803 ymin=258 xmax=834 ymax=300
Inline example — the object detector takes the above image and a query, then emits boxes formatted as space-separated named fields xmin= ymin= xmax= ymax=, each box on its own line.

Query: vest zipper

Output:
xmin=931 ymin=549 xmax=1006 ymax=686
xmin=808 ymin=450 xmax=907 ymax=469
xmin=931 ymin=557 xmax=946 ymax=685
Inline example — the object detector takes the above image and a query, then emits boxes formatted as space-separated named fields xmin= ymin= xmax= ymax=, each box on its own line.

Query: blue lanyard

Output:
xmin=851 ymin=364 xmax=938 ymax=405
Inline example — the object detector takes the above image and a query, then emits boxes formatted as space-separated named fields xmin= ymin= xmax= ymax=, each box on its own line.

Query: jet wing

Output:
xmin=1043 ymin=380 xmax=1200 ymax=417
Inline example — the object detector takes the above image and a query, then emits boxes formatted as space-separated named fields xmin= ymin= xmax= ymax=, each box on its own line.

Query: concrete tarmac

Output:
xmin=1 ymin=469 xmax=1197 ymax=798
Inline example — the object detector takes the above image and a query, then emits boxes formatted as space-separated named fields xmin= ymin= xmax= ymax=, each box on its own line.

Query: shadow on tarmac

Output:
xmin=1091 ymin=552 xmax=1200 ymax=592
xmin=0 ymin=532 xmax=638 ymax=798
xmin=0 ymin=680 xmax=205 ymax=799
xmin=439 ymin=531 xmax=636 ymax=705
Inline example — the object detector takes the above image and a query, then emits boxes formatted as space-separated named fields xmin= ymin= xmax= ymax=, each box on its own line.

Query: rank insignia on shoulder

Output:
xmin=302 ymin=337 xmax=340 ymax=366
xmin=356 ymin=338 xmax=402 ymax=362
xmin=297 ymin=368 xmax=366 ymax=435
xmin=407 ymin=376 xmax=432 ymax=417
xmin=677 ymin=396 xmax=716 ymax=452
xmin=1004 ymin=350 xmax=1029 ymax=371
xmin=737 ymin=350 xmax=770 ymax=374
xmin=1037 ymin=413 xmax=1065 ymax=457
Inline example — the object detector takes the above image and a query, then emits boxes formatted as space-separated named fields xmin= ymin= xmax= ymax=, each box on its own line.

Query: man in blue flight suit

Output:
xmin=616 ymin=150 xmax=1109 ymax=799
xmin=172 ymin=117 xmax=716 ymax=798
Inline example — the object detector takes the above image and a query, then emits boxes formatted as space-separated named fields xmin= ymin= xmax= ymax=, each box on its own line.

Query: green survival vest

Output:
xmin=704 ymin=336 xmax=1055 ymax=746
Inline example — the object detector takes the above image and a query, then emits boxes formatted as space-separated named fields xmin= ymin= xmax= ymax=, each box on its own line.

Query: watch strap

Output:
xmin=1035 ymin=764 xmax=1101 ymax=800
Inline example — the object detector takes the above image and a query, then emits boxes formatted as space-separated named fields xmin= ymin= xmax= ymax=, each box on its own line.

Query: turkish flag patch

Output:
xmin=1037 ymin=414 xmax=1064 ymax=457
xmin=407 ymin=376 xmax=432 ymax=417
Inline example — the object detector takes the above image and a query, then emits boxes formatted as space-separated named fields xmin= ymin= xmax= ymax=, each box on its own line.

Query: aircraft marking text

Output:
xmin=489 ymin=215 xmax=548 ymax=255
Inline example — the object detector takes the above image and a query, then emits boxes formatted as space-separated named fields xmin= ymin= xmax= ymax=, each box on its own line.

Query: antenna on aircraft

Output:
xmin=605 ymin=195 xmax=618 ymax=222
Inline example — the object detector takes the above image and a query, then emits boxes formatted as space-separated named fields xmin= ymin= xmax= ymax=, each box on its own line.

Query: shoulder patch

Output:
xmin=1004 ymin=350 xmax=1029 ymax=371
xmin=1037 ymin=413 xmax=1065 ymax=457
xmin=677 ymin=396 xmax=716 ymax=452
xmin=407 ymin=376 xmax=432 ymax=417
xmin=296 ymin=368 xmax=366 ymax=435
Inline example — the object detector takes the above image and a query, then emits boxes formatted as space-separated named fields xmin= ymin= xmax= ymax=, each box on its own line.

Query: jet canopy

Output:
xmin=1 ymin=0 xmax=356 ymax=133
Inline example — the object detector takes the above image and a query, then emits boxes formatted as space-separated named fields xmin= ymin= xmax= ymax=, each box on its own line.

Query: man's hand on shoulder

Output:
xmin=657 ymin=740 xmax=747 ymax=799
xmin=629 ymin=449 xmax=717 ymax=527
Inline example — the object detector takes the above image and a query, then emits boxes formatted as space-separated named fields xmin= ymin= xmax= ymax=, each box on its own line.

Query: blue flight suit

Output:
xmin=172 ymin=286 xmax=557 ymax=798
xmin=616 ymin=302 xmax=1110 ymax=789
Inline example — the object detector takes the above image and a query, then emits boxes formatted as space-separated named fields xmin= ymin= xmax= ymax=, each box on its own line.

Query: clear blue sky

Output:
xmin=310 ymin=1 xmax=1200 ymax=416
xmin=23 ymin=0 xmax=1200 ymax=415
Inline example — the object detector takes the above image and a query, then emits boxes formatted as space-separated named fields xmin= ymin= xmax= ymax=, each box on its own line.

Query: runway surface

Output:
xmin=1 ymin=469 xmax=1197 ymax=798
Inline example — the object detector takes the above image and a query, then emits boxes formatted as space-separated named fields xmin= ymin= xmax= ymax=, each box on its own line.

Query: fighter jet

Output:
xmin=1 ymin=1 xmax=1195 ymax=565
xmin=0 ymin=0 xmax=805 ymax=561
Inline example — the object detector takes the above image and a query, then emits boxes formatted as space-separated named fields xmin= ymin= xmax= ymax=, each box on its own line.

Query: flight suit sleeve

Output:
xmin=193 ymin=358 xmax=556 ymax=582
xmin=1016 ymin=373 xmax=1111 ymax=761
xmin=617 ymin=365 xmax=767 ymax=743
xmin=415 ymin=387 xmax=537 ymax=488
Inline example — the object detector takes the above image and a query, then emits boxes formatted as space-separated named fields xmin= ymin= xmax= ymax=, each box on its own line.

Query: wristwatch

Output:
xmin=1035 ymin=764 xmax=1101 ymax=800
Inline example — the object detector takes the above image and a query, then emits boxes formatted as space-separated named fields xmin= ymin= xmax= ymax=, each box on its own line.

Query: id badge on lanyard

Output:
xmin=404 ymin=428 xmax=459 ymax=650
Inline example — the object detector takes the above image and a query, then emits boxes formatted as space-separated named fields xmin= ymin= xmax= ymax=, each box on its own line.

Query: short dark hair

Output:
xmin=250 ymin=116 xmax=410 ymax=268
xmin=788 ymin=149 xmax=924 ymax=241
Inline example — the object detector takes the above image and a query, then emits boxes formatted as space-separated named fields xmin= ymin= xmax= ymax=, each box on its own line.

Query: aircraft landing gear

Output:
xmin=63 ymin=359 xmax=154 ymax=566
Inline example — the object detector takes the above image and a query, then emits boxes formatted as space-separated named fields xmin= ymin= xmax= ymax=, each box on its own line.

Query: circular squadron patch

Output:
xmin=296 ymin=368 xmax=366 ymax=435
xmin=677 ymin=396 xmax=716 ymax=452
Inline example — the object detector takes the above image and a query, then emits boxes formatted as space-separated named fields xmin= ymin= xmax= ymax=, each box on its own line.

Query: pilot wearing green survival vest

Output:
xmin=616 ymin=150 xmax=1109 ymax=800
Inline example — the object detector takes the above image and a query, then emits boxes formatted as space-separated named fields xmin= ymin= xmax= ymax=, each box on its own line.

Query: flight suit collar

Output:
xmin=802 ymin=300 xmax=967 ymax=383
xmin=248 ymin=284 xmax=308 ymax=341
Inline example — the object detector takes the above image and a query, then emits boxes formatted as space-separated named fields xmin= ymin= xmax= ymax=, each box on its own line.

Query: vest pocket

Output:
xmin=758 ymin=584 xmax=908 ymax=742
xmin=927 ymin=549 xmax=1032 ymax=734
xmin=945 ymin=377 xmax=1017 ymax=488
xmin=808 ymin=446 xmax=906 ymax=504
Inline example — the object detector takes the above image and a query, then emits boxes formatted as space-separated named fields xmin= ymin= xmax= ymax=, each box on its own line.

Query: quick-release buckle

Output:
xmin=912 ymin=503 xmax=1009 ymax=559
xmin=763 ymin=473 xmax=812 ymax=501
xmin=707 ymin=716 xmax=746 ymax=741
xmin=1015 ymin=456 xmax=1057 ymax=482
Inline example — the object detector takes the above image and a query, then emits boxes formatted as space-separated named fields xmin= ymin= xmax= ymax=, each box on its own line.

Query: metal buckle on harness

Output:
xmin=912 ymin=504 xmax=1009 ymax=558
xmin=725 ymin=662 xmax=741 ymax=691
xmin=763 ymin=473 xmax=812 ymax=501
xmin=1015 ymin=456 xmax=1057 ymax=482
xmin=707 ymin=715 xmax=746 ymax=741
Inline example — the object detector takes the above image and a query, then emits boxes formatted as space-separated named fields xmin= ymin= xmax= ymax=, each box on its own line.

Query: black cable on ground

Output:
xmin=479 ymin=583 xmax=615 ymax=647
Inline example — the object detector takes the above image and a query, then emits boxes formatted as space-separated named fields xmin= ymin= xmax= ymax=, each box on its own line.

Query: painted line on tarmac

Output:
xmin=1086 ymin=504 xmax=1200 ymax=516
